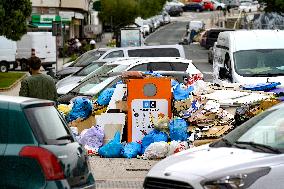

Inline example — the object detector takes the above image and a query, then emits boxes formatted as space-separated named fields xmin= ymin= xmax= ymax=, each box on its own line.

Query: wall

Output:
xmin=31 ymin=0 xmax=59 ymax=7
xmin=61 ymin=0 xmax=89 ymax=11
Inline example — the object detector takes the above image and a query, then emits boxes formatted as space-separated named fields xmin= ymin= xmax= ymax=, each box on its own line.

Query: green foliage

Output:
xmin=69 ymin=54 xmax=79 ymax=62
xmin=98 ymin=0 xmax=167 ymax=30
xmin=259 ymin=0 xmax=284 ymax=13
xmin=0 ymin=0 xmax=32 ymax=41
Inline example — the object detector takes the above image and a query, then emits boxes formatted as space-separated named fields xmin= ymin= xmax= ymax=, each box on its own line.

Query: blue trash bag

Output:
xmin=171 ymin=79 xmax=179 ymax=89
xmin=144 ymin=71 xmax=163 ymax=77
xmin=97 ymin=88 xmax=115 ymax=106
xmin=98 ymin=132 xmax=123 ymax=158
xmin=173 ymin=83 xmax=194 ymax=100
xmin=169 ymin=118 xmax=189 ymax=141
xmin=141 ymin=130 xmax=168 ymax=153
xmin=67 ymin=97 xmax=93 ymax=122
xmin=122 ymin=142 xmax=142 ymax=159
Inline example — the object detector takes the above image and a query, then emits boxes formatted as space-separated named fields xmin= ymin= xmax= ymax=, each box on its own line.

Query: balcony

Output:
xmin=60 ymin=0 xmax=89 ymax=11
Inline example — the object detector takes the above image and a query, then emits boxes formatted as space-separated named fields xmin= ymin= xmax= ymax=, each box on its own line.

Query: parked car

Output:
xmin=162 ymin=11 xmax=171 ymax=24
xmin=144 ymin=102 xmax=284 ymax=189
xmin=0 ymin=95 xmax=95 ymax=189
xmin=210 ymin=0 xmax=226 ymax=10
xmin=57 ymin=48 xmax=109 ymax=80
xmin=167 ymin=5 xmax=184 ymax=16
xmin=58 ymin=71 xmax=196 ymax=104
xmin=203 ymin=1 xmax=214 ymax=11
xmin=183 ymin=2 xmax=204 ymax=12
xmin=222 ymin=0 xmax=240 ymax=8
xmin=238 ymin=1 xmax=259 ymax=12
xmin=203 ymin=28 xmax=234 ymax=49
xmin=57 ymin=57 xmax=201 ymax=95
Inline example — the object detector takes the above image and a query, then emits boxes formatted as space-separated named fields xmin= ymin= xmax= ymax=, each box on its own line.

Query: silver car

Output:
xmin=144 ymin=102 xmax=284 ymax=189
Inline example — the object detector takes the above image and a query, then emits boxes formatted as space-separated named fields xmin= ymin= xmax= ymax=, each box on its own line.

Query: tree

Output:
xmin=0 ymin=0 xmax=32 ymax=41
xmin=259 ymin=0 xmax=284 ymax=13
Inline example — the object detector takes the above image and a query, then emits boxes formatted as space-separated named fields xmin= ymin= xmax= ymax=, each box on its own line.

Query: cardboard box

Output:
xmin=115 ymin=100 xmax=128 ymax=112
xmin=69 ymin=115 xmax=96 ymax=133
xmin=104 ymin=124 xmax=124 ymax=144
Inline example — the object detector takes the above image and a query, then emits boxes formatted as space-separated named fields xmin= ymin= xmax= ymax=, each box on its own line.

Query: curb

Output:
xmin=0 ymin=72 xmax=27 ymax=92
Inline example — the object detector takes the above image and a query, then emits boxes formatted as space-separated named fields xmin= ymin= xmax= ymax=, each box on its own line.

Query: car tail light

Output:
xmin=19 ymin=146 xmax=65 ymax=180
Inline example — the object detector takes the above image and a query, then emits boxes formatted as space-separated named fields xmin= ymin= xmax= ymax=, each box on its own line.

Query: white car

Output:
xmin=144 ymin=102 xmax=284 ymax=189
xmin=239 ymin=2 xmax=259 ymax=12
xmin=210 ymin=0 xmax=226 ymax=10
xmin=57 ymin=57 xmax=201 ymax=95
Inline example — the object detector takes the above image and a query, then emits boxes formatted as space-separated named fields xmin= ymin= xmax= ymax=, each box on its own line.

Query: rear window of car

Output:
xmin=171 ymin=62 xmax=189 ymax=71
xmin=72 ymin=50 xmax=106 ymax=67
xmin=25 ymin=106 xmax=72 ymax=145
xmin=74 ymin=62 xmax=105 ymax=76
xmin=128 ymin=48 xmax=181 ymax=57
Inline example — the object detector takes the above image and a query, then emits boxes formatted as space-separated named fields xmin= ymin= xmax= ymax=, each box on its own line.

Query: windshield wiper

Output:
xmin=235 ymin=141 xmax=282 ymax=154
xmin=210 ymin=138 xmax=246 ymax=149
xmin=56 ymin=135 xmax=73 ymax=140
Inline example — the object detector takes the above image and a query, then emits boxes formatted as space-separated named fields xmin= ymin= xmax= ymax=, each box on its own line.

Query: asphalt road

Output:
xmin=145 ymin=11 xmax=216 ymax=81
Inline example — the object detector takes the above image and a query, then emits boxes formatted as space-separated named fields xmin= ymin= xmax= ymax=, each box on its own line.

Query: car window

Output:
xmin=72 ymin=50 xmax=106 ymax=67
xmin=103 ymin=50 xmax=124 ymax=59
xmin=171 ymin=62 xmax=189 ymax=71
xmin=8 ymin=108 xmax=35 ymax=144
xmin=74 ymin=62 xmax=105 ymax=76
xmin=25 ymin=106 xmax=72 ymax=145
xmin=128 ymin=64 xmax=148 ymax=71
xmin=149 ymin=62 xmax=172 ymax=71
xmin=128 ymin=48 xmax=180 ymax=57
xmin=208 ymin=31 xmax=220 ymax=39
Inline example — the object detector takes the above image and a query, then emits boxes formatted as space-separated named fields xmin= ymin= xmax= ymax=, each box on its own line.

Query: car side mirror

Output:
xmin=219 ymin=67 xmax=232 ymax=80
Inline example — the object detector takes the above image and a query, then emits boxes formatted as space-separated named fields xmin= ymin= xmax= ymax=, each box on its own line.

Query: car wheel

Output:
xmin=217 ymin=6 xmax=222 ymax=10
xmin=196 ymin=9 xmax=200 ymax=12
xmin=20 ymin=59 xmax=28 ymax=71
xmin=0 ymin=62 xmax=8 ymax=72
xmin=249 ymin=9 xmax=251 ymax=12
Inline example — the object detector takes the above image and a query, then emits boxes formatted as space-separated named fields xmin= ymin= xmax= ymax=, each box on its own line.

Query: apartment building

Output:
xmin=30 ymin=0 xmax=91 ymax=39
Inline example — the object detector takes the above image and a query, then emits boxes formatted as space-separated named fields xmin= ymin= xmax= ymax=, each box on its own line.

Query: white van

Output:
xmin=0 ymin=36 xmax=17 ymax=72
xmin=16 ymin=32 xmax=56 ymax=70
xmin=213 ymin=30 xmax=284 ymax=85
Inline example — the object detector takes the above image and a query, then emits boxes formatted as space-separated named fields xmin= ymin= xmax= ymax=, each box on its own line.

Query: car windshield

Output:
xmin=25 ymin=106 xmax=71 ymax=144
xmin=222 ymin=107 xmax=284 ymax=153
xmin=234 ymin=49 xmax=284 ymax=77
xmin=74 ymin=62 xmax=105 ymax=76
xmin=71 ymin=50 xmax=106 ymax=67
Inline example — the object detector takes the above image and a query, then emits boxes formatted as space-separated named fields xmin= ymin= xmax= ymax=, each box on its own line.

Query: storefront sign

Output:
xmin=59 ymin=11 xmax=74 ymax=22
xmin=75 ymin=12 xmax=84 ymax=19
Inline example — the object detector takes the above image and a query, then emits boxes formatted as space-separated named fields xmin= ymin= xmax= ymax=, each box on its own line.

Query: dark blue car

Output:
xmin=183 ymin=2 xmax=204 ymax=12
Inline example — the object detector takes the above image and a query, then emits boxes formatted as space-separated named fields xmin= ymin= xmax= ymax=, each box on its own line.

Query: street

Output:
xmin=92 ymin=11 xmax=218 ymax=189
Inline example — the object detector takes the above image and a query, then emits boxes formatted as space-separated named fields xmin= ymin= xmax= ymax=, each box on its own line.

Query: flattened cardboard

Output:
xmin=69 ymin=115 xmax=96 ymax=133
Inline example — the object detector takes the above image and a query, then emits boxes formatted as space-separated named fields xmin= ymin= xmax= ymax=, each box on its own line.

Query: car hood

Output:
xmin=56 ymin=76 xmax=83 ymax=89
xmin=148 ymin=145 xmax=278 ymax=179
xmin=56 ymin=67 xmax=81 ymax=77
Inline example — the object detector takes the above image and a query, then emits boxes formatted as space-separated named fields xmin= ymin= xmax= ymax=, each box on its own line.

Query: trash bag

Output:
xmin=169 ymin=118 xmax=189 ymax=141
xmin=67 ymin=97 xmax=93 ymax=122
xmin=171 ymin=79 xmax=179 ymax=89
xmin=122 ymin=142 xmax=142 ymax=159
xmin=97 ymin=88 xmax=115 ymax=106
xmin=78 ymin=126 xmax=104 ymax=149
xmin=173 ymin=83 xmax=194 ymax=100
xmin=98 ymin=132 xmax=123 ymax=158
xmin=143 ymin=141 xmax=169 ymax=159
xmin=141 ymin=130 xmax=168 ymax=154
xmin=168 ymin=141 xmax=189 ymax=156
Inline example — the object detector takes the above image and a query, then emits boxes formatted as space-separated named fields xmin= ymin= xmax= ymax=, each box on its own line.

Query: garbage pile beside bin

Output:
xmin=57 ymin=71 xmax=281 ymax=159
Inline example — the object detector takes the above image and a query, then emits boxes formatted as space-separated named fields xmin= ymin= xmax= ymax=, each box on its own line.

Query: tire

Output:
xmin=217 ymin=6 xmax=222 ymax=10
xmin=20 ymin=59 xmax=29 ymax=71
xmin=196 ymin=9 xmax=200 ymax=12
xmin=0 ymin=62 xmax=8 ymax=72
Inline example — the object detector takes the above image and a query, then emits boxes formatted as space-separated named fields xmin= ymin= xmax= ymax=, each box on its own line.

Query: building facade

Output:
xmin=30 ymin=0 xmax=91 ymax=39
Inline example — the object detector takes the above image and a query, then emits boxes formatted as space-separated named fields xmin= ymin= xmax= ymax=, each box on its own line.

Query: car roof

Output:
xmin=104 ymin=57 xmax=192 ymax=66
xmin=0 ymin=95 xmax=54 ymax=108
xmin=104 ymin=44 xmax=184 ymax=52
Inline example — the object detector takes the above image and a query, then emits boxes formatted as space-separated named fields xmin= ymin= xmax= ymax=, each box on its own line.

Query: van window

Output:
xmin=104 ymin=50 xmax=124 ymax=59
xmin=128 ymin=48 xmax=180 ymax=57
xmin=208 ymin=31 xmax=220 ymax=39
xmin=234 ymin=49 xmax=284 ymax=76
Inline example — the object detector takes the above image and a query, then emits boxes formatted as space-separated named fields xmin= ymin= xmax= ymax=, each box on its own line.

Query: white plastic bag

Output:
xmin=143 ymin=142 xmax=169 ymax=159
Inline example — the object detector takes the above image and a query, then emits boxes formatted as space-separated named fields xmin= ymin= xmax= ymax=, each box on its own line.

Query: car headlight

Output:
xmin=202 ymin=167 xmax=271 ymax=189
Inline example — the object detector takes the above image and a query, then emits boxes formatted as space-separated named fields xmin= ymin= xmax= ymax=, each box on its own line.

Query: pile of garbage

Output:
xmin=57 ymin=72 xmax=282 ymax=159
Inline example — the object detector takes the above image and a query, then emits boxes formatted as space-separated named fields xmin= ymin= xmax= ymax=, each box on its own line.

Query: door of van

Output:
xmin=44 ymin=33 xmax=56 ymax=63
